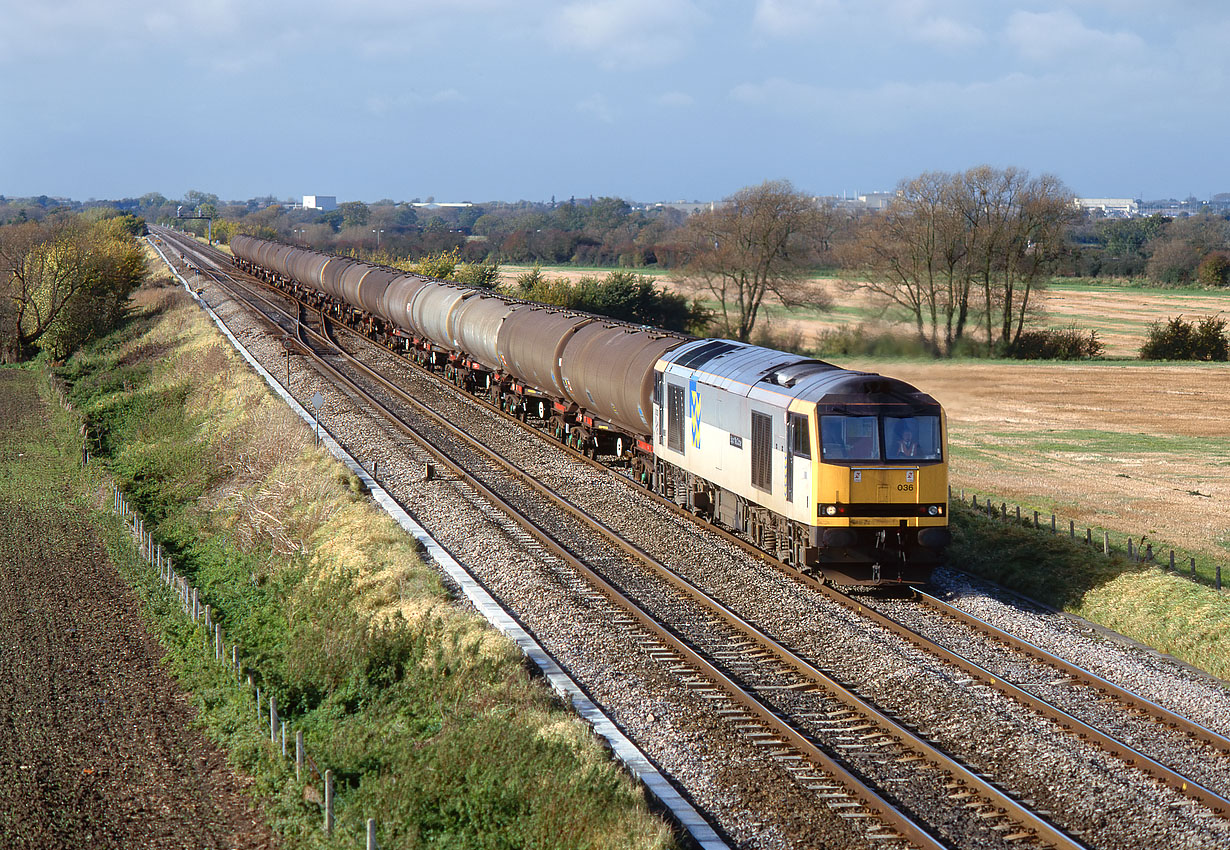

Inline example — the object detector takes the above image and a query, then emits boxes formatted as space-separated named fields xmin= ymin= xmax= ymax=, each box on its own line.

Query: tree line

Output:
xmin=6 ymin=166 xmax=1227 ymax=362
xmin=0 ymin=210 xmax=146 ymax=363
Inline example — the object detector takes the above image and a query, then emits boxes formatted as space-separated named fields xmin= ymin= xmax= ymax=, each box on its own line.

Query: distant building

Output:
xmin=855 ymin=192 xmax=897 ymax=210
xmin=1074 ymin=197 xmax=1139 ymax=216
xmin=303 ymin=195 xmax=337 ymax=211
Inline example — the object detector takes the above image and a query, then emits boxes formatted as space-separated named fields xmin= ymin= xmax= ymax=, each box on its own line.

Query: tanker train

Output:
xmin=229 ymin=234 xmax=950 ymax=585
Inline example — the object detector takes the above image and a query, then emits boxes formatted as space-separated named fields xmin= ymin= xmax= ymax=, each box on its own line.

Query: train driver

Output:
xmin=895 ymin=423 xmax=919 ymax=458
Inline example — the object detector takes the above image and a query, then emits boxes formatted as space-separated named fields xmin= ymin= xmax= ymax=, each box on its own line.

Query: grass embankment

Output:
xmin=52 ymin=272 xmax=674 ymax=849
xmin=949 ymin=504 xmax=1230 ymax=681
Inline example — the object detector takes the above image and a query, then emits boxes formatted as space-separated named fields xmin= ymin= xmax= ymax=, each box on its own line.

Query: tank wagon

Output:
xmin=230 ymin=235 xmax=949 ymax=585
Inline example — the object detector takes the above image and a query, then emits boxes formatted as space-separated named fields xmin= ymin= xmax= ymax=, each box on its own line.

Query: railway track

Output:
xmin=152 ymin=228 xmax=1230 ymax=850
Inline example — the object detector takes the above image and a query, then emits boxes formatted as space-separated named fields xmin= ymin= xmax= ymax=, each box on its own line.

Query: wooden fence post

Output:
xmin=1191 ymin=557 xmax=1197 ymax=578
xmin=324 ymin=769 xmax=334 ymax=834
xmin=1169 ymin=550 xmax=1175 ymax=571
xmin=368 ymin=818 xmax=377 ymax=850
xmin=1103 ymin=531 xmax=1110 ymax=555
xmin=296 ymin=731 xmax=305 ymax=781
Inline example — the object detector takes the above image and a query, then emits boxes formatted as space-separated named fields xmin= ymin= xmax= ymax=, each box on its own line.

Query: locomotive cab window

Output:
xmin=885 ymin=415 xmax=942 ymax=461
xmin=788 ymin=412 xmax=811 ymax=458
xmin=820 ymin=415 xmax=880 ymax=461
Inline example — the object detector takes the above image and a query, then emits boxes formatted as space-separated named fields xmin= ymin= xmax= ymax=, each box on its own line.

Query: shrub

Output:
xmin=1004 ymin=325 xmax=1104 ymax=360
xmin=812 ymin=324 xmax=937 ymax=358
xmin=515 ymin=269 xmax=703 ymax=332
xmin=1197 ymin=252 xmax=1230 ymax=287
xmin=1139 ymin=314 xmax=1229 ymax=361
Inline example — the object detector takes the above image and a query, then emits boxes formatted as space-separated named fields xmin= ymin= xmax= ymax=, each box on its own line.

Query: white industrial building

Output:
xmin=303 ymin=195 xmax=337 ymax=211
xmin=1074 ymin=197 xmax=1139 ymax=215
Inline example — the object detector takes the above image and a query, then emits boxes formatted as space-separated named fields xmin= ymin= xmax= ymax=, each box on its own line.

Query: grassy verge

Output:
xmin=52 ymin=277 xmax=674 ymax=849
xmin=948 ymin=503 xmax=1230 ymax=681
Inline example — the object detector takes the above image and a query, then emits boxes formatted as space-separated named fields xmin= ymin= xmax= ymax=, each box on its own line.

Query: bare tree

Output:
xmin=842 ymin=172 xmax=968 ymax=353
xmin=845 ymin=166 xmax=1074 ymax=355
xmin=680 ymin=180 xmax=831 ymax=342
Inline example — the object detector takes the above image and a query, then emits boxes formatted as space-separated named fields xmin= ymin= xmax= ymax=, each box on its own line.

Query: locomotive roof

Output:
xmin=661 ymin=338 xmax=940 ymax=410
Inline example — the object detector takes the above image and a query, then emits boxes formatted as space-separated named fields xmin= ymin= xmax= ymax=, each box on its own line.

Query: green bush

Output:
xmin=1197 ymin=252 xmax=1230 ymax=287
xmin=1003 ymin=325 xmax=1104 ymax=360
xmin=515 ymin=269 xmax=704 ymax=332
xmin=1139 ymin=314 xmax=1229 ymax=361
xmin=812 ymin=324 xmax=937 ymax=358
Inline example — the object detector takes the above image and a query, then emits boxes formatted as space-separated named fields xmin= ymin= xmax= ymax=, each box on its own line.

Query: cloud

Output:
xmin=752 ymin=0 xmax=840 ymax=38
xmin=548 ymin=0 xmax=707 ymax=68
xmin=730 ymin=72 xmax=1044 ymax=128
xmin=1006 ymin=10 xmax=1145 ymax=63
xmin=912 ymin=15 xmax=984 ymax=48
xmin=751 ymin=0 xmax=984 ymax=49
xmin=577 ymin=93 xmax=616 ymax=123
xmin=364 ymin=88 xmax=466 ymax=116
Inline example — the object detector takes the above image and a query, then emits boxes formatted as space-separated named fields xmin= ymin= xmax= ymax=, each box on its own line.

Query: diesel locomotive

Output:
xmin=229 ymin=234 xmax=950 ymax=585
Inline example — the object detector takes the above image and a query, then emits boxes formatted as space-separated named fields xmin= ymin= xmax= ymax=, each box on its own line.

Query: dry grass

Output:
xmin=91 ymin=265 xmax=673 ymax=848
xmin=1073 ymin=570 xmax=1230 ymax=680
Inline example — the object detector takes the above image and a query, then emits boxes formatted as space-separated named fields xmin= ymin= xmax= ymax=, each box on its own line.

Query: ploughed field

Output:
xmin=0 ymin=371 xmax=274 ymax=850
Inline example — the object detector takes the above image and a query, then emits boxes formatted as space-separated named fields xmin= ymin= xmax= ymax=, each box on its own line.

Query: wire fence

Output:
xmin=112 ymin=483 xmax=381 ymax=848
xmin=49 ymin=358 xmax=381 ymax=847
xmin=950 ymin=486 xmax=1224 ymax=591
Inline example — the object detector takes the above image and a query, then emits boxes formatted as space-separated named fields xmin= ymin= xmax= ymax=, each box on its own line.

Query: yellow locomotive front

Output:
xmin=808 ymin=404 xmax=950 ymax=584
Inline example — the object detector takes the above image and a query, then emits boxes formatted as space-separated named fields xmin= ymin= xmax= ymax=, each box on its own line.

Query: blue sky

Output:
xmin=2 ymin=1 xmax=1227 ymax=204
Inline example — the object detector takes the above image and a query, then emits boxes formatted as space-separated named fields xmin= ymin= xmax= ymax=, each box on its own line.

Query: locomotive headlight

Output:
xmin=928 ymin=505 xmax=943 ymax=516
xmin=824 ymin=505 xmax=838 ymax=517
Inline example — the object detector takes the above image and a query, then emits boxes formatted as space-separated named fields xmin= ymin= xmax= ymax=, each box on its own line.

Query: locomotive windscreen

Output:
xmin=820 ymin=414 xmax=942 ymax=463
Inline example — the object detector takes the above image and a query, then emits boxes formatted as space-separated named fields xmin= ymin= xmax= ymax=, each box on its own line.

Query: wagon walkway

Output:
xmin=0 ymin=370 xmax=275 ymax=850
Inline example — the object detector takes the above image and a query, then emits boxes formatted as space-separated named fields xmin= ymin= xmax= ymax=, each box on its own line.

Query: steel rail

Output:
xmin=152 ymin=230 xmax=947 ymax=848
xmin=175 ymin=229 xmax=1226 ymax=835
xmin=175 ymin=236 xmax=1094 ymax=850
xmin=198 ymin=266 xmax=950 ymax=850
